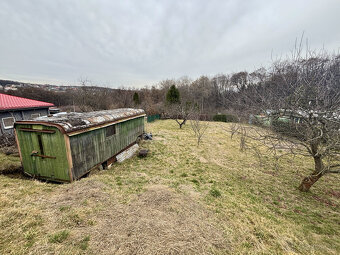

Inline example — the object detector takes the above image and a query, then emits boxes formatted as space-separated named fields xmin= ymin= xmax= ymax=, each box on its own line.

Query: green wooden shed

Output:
xmin=14 ymin=108 xmax=145 ymax=182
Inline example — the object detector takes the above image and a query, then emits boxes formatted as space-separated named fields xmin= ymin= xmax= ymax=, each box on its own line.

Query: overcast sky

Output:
xmin=0 ymin=0 xmax=339 ymax=87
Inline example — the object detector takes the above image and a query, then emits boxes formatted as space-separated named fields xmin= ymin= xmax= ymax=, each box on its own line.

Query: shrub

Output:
xmin=213 ymin=114 xmax=227 ymax=122
xmin=213 ymin=114 xmax=238 ymax=123
xmin=271 ymin=118 xmax=291 ymax=133
xmin=271 ymin=118 xmax=304 ymax=139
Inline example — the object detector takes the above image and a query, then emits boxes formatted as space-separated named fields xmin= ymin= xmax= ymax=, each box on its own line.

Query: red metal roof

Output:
xmin=0 ymin=93 xmax=54 ymax=111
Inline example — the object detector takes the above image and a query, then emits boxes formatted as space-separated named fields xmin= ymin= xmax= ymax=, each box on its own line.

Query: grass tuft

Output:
xmin=209 ymin=187 xmax=221 ymax=197
xmin=79 ymin=235 xmax=90 ymax=250
xmin=48 ymin=230 xmax=70 ymax=243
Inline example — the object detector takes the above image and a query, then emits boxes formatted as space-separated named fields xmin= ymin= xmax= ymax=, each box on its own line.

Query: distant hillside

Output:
xmin=0 ymin=79 xmax=140 ymax=112
xmin=0 ymin=79 xmax=22 ymax=86
xmin=0 ymin=79 xmax=76 ymax=92
xmin=0 ymin=79 xmax=122 ymax=93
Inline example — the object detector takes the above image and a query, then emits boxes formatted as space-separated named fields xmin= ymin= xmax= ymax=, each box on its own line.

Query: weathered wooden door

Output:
xmin=16 ymin=124 xmax=70 ymax=182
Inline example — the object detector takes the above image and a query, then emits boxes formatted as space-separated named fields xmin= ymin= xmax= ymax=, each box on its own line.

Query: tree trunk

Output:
xmin=176 ymin=119 xmax=186 ymax=129
xmin=298 ymin=156 xmax=324 ymax=192
xmin=180 ymin=119 xmax=187 ymax=128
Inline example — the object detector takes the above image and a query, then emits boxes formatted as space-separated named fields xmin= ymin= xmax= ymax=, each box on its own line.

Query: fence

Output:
xmin=147 ymin=114 xmax=161 ymax=123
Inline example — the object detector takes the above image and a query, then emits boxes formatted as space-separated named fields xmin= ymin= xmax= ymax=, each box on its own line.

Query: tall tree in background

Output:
xmin=133 ymin=92 xmax=140 ymax=105
xmin=165 ymin=84 xmax=193 ymax=129
xmin=166 ymin=85 xmax=180 ymax=104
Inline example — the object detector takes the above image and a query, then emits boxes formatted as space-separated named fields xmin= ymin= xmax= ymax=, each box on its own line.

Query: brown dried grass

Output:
xmin=90 ymin=184 xmax=227 ymax=254
xmin=25 ymin=179 xmax=227 ymax=255
xmin=0 ymin=120 xmax=339 ymax=254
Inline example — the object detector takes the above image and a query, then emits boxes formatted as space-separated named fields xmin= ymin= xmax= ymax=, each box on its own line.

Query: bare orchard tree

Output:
xmin=229 ymin=47 xmax=340 ymax=192
xmin=167 ymin=102 xmax=195 ymax=129
xmin=190 ymin=110 xmax=209 ymax=146
xmin=77 ymin=78 xmax=94 ymax=112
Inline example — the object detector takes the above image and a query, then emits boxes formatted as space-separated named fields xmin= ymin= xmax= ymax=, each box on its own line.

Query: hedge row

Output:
xmin=212 ymin=114 xmax=238 ymax=123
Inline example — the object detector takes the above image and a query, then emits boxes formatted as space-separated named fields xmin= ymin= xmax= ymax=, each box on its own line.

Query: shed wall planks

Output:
xmin=69 ymin=116 xmax=144 ymax=179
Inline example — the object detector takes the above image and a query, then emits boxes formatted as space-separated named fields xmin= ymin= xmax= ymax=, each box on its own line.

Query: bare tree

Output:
xmin=78 ymin=78 xmax=93 ymax=112
xmin=167 ymin=102 xmax=195 ymax=129
xmin=228 ymin=45 xmax=340 ymax=192
xmin=190 ymin=110 xmax=209 ymax=146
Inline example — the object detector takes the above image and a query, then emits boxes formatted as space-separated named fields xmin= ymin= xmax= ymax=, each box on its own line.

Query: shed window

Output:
xmin=2 ymin=117 xmax=15 ymax=129
xmin=31 ymin=113 xmax=41 ymax=119
xmin=106 ymin=125 xmax=116 ymax=137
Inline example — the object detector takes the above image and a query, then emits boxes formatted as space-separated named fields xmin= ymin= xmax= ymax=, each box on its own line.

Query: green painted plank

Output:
xmin=69 ymin=116 xmax=144 ymax=179
xmin=15 ymin=124 xmax=70 ymax=182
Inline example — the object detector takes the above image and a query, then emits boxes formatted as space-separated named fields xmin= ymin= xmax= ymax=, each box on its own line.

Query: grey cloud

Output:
xmin=0 ymin=0 xmax=339 ymax=87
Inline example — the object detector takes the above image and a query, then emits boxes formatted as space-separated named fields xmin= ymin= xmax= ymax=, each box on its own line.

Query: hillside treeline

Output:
xmin=5 ymin=52 xmax=339 ymax=120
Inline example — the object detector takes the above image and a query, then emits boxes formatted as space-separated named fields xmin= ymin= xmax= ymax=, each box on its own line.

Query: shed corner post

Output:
xmin=64 ymin=134 xmax=74 ymax=182
xmin=14 ymin=127 xmax=23 ymax=162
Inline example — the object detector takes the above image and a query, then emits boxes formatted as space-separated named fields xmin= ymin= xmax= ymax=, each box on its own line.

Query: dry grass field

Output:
xmin=0 ymin=120 xmax=339 ymax=254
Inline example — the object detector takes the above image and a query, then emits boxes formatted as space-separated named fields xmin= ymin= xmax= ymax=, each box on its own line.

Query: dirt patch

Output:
xmin=91 ymin=185 xmax=228 ymax=254
xmin=327 ymin=189 xmax=340 ymax=199
xmin=37 ymin=182 xmax=228 ymax=254
xmin=199 ymin=156 xmax=208 ymax=163
xmin=153 ymin=136 xmax=165 ymax=141
xmin=179 ymin=184 xmax=202 ymax=199
xmin=135 ymin=172 xmax=148 ymax=178
xmin=312 ymin=194 xmax=337 ymax=207
xmin=44 ymin=179 xmax=109 ymax=210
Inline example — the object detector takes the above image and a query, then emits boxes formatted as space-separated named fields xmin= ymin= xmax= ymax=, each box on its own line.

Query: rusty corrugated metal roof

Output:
xmin=31 ymin=108 xmax=145 ymax=133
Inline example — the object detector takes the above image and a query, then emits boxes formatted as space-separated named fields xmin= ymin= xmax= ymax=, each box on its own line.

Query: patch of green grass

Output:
xmin=209 ymin=187 xmax=221 ymax=197
xmin=87 ymin=219 xmax=95 ymax=226
xmin=23 ymin=215 xmax=44 ymax=230
xmin=49 ymin=230 xmax=70 ymax=243
xmin=59 ymin=205 xmax=71 ymax=212
xmin=190 ymin=179 xmax=199 ymax=185
xmin=24 ymin=230 xmax=36 ymax=247
xmin=60 ymin=209 xmax=89 ymax=227
xmin=78 ymin=235 xmax=90 ymax=250
xmin=180 ymin=173 xmax=188 ymax=177
xmin=69 ymin=213 xmax=82 ymax=225
xmin=115 ymin=176 xmax=123 ymax=186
